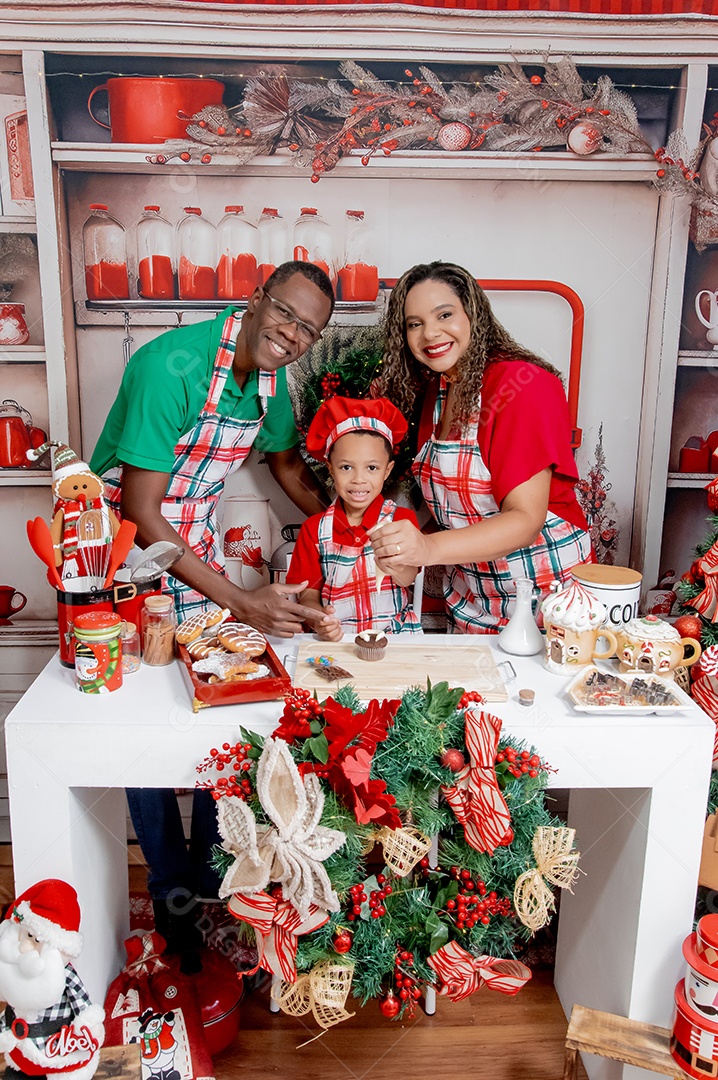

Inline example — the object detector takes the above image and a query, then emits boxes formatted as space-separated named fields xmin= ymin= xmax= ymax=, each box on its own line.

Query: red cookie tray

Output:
xmin=176 ymin=639 xmax=291 ymax=712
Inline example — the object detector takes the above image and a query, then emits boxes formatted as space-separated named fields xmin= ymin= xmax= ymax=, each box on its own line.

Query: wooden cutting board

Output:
xmin=293 ymin=641 xmax=508 ymax=700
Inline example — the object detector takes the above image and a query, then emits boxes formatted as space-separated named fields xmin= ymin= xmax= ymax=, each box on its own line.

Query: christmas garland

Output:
xmin=196 ymin=680 xmax=579 ymax=1026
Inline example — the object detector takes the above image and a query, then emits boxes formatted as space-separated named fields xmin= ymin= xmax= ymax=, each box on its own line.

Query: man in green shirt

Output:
xmin=92 ymin=261 xmax=334 ymax=635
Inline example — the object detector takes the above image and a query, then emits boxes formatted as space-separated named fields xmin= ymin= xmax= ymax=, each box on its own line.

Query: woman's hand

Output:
xmin=369 ymin=518 xmax=429 ymax=569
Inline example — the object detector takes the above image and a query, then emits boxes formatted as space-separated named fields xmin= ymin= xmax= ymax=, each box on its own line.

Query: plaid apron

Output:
xmin=412 ymin=377 xmax=592 ymax=633
xmin=103 ymin=312 xmax=276 ymax=618
xmin=317 ymin=499 xmax=421 ymax=634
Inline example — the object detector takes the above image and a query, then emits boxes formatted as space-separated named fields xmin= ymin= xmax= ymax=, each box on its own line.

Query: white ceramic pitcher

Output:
xmin=695 ymin=289 xmax=718 ymax=349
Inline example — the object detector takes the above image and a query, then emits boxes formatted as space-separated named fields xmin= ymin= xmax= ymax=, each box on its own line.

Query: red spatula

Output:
xmin=26 ymin=517 xmax=64 ymax=591
xmin=102 ymin=519 xmax=138 ymax=588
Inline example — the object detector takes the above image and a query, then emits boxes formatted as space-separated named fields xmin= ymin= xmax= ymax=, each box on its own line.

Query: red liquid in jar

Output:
xmin=85 ymin=261 xmax=130 ymax=301
xmin=179 ymin=256 xmax=217 ymax=300
xmin=217 ymin=253 xmax=258 ymax=300
xmin=138 ymin=255 xmax=175 ymax=300
xmin=293 ymin=248 xmax=330 ymax=279
xmin=337 ymin=263 xmax=379 ymax=302
xmin=257 ymin=263 xmax=275 ymax=286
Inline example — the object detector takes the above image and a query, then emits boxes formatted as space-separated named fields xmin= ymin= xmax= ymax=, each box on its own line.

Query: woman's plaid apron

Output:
xmin=317 ymin=499 xmax=421 ymax=634
xmin=103 ymin=312 xmax=276 ymax=618
xmin=412 ymin=377 xmax=592 ymax=633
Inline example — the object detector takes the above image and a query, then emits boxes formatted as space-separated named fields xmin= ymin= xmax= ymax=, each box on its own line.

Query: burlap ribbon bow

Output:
xmin=513 ymin=826 xmax=581 ymax=931
xmin=271 ymin=959 xmax=355 ymax=1030
xmin=217 ymin=736 xmax=345 ymax=920
xmin=441 ymin=709 xmax=513 ymax=855
xmin=427 ymin=940 xmax=531 ymax=1001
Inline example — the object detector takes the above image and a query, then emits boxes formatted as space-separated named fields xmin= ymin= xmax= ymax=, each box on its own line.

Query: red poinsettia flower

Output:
xmin=273 ymin=712 xmax=312 ymax=745
xmin=323 ymin=697 xmax=400 ymax=759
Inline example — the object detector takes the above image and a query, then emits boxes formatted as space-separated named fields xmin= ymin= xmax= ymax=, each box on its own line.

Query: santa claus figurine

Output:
xmin=0 ymin=879 xmax=105 ymax=1080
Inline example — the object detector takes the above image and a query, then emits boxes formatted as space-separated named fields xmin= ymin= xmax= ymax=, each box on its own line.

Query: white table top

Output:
xmin=8 ymin=634 xmax=713 ymax=794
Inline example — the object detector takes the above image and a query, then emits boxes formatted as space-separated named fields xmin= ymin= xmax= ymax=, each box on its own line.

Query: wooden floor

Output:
xmin=2 ymin=848 xmax=588 ymax=1080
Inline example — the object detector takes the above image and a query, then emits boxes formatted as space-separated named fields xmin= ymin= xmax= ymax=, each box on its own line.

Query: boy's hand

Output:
xmin=306 ymin=604 xmax=343 ymax=642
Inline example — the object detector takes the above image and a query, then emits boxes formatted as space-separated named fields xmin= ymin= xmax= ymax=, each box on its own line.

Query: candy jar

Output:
xmin=497 ymin=577 xmax=544 ymax=656
xmin=216 ymin=205 xmax=259 ymax=301
xmin=257 ymin=208 xmax=288 ymax=286
xmin=337 ymin=210 xmax=378 ymax=301
xmin=83 ymin=204 xmax=130 ymax=301
xmin=292 ymin=207 xmax=333 ymax=280
xmin=73 ymin=611 xmax=123 ymax=694
xmin=177 ymin=207 xmax=217 ymax=300
xmin=141 ymin=594 xmax=177 ymax=666
xmin=120 ymin=620 xmax=141 ymax=673
xmin=136 ymin=205 xmax=176 ymax=300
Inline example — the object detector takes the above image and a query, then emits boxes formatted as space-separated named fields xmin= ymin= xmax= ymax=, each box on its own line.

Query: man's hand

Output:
xmin=229 ymin=581 xmax=334 ymax=638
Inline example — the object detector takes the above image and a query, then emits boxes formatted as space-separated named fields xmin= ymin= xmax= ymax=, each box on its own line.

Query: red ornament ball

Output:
xmin=379 ymin=990 xmax=401 ymax=1018
xmin=566 ymin=122 xmax=602 ymax=156
xmin=437 ymin=122 xmax=472 ymax=152
xmin=440 ymin=748 xmax=466 ymax=772
xmin=333 ymin=930 xmax=354 ymax=954
xmin=673 ymin=615 xmax=704 ymax=642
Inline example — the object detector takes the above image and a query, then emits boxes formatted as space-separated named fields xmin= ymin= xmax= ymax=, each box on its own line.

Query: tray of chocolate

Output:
xmin=175 ymin=608 xmax=291 ymax=712
xmin=566 ymin=666 xmax=694 ymax=715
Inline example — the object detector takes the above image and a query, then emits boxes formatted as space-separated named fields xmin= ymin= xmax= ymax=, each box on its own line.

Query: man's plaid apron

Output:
xmin=103 ymin=312 xmax=276 ymax=618
xmin=413 ymin=377 xmax=592 ymax=633
xmin=317 ymin=499 xmax=421 ymax=634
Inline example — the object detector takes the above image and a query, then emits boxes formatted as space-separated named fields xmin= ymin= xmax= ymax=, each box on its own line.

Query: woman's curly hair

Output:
xmin=376 ymin=261 xmax=561 ymax=432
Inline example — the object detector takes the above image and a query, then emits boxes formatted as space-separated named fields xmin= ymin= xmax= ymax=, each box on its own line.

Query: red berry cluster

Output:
xmin=394 ymin=947 xmax=422 ymax=1011
xmin=196 ymin=742 xmax=254 ymax=801
xmin=446 ymin=868 xmax=513 ymax=928
xmin=283 ymin=686 xmax=323 ymax=719
xmin=458 ymin=690 xmax=484 ymax=709
xmin=346 ymin=873 xmax=393 ymax=921
xmin=320 ymin=373 xmax=343 ymax=400
xmin=496 ymin=746 xmax=542 ymax=779
xmin=654 ymin=146 xmax=699 ymax=182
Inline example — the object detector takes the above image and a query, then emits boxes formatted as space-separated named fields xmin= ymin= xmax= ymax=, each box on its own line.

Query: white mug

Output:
xmin=695 ymin=289 xmax=718 ymax=350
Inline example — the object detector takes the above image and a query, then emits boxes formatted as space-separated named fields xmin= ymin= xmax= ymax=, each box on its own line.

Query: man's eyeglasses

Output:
xmin=263 ymin=290 xmax=322 ymax=346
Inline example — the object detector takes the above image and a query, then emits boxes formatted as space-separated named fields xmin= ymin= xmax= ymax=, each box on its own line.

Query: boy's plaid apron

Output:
xmin=412 ymin=376 xmax=592 ymax=633
xmin=317 ymin=499 xmax=421 ymax=634
xmin=103 ymin=312 xmax=276 ymax=618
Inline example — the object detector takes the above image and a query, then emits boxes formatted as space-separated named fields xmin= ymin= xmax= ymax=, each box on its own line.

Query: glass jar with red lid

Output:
xmin=337 ymin=210 xmax=378 ymax=301
xmin=83 ymin=204 xmax=130 ymax=301
xmin=216 ymin=206 xmax=259 ymax=301
xmin=136 ymin=205 xmax=176 ymax=300
xmin=73 ymin=610 xmax=123 ymax=694
xmin=257 ymin=208 xmax=288 ymax=286
xmin=292 ymin=207 xmax=333 ymax=281
xmin=177 ymin=207 xmax=217 ymax=300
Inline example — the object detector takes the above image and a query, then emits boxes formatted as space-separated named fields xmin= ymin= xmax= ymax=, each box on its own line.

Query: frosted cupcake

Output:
xmin=540 ymin=580 xmax=616 ymax=675
xmin=354 ymin=630 xmax=388 ymax=661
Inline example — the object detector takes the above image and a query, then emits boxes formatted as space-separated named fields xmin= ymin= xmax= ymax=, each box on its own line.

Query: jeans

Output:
xmin=126 ymin=787 xmax=223 ymax=902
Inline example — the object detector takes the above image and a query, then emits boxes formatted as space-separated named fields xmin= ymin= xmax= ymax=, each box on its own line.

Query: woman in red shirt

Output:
xmin=373 ymin=261 xmax=593 ymax=632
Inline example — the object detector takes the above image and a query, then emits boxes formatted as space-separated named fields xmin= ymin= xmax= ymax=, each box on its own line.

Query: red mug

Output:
xmin=0 ymin=585 xmax=27 ymax=620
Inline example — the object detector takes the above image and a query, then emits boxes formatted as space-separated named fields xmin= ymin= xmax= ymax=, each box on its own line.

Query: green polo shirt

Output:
xmin=91 ymin=307 xmax=298 ymax=476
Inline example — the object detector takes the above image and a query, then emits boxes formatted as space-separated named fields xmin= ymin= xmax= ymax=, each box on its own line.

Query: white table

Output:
xmin=5 ymin=637 xmax=714 ymax=1080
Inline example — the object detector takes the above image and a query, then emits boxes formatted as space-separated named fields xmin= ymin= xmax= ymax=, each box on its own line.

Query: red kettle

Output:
xmin=0 ymin=399 xmax=48 ymax=468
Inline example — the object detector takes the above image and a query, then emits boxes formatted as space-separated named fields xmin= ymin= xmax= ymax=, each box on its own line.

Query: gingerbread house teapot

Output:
xmin=615 ymin=615 xmax=702 ymax=680
xmin=540 ymin=579 xmax=618 ymax=675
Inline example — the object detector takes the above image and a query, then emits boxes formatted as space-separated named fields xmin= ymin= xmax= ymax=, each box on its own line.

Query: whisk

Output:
xmin=76 ymin=508 xmax=113 ymax=589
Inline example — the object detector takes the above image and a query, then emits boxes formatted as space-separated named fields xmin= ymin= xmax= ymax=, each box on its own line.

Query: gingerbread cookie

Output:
xmin=216 ymin=622 xmax=266 ymax=658
xmin=192 ymin=651 xmax=260 ymax=681
xmin=186 ymin=636 xmax=222 ymax=660
xmin=176 ymin=607 xmax=231 ymax=645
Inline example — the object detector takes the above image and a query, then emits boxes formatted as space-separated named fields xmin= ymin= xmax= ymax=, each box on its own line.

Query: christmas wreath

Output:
xmin=196 ymin=680 xmax=579 ymax=1027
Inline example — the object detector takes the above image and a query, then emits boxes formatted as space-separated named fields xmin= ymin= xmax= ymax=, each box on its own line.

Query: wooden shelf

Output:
xmin=0 ymin=217 xmax=36 ymax=234
xmin=85 ymin=298 xmax=378 ymax=314
xmin=0 ymin=346 xmax=46 ymax=363
xmin=667 ymin=472 xmax=716 ymax=488
xmin=678 ymin=350 xmax=718 ymax=367
xmin=51 ymin=143 xmax=658 ymax=181
xmin=0 ymin=470 xmax=52 ymax=486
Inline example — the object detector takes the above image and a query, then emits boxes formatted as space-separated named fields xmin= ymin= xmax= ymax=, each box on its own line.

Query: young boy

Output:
xmin=286 ymin=396 xmax=422 ymax=640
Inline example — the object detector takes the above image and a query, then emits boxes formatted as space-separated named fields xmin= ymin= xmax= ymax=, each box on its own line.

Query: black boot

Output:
xmin=152 ymin=894 xmax=203 ymax=975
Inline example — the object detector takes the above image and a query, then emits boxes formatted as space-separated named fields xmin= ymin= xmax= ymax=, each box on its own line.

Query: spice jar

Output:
xmin=120 ymin=621 xmax=141 ymax=673
xmin=73 ymin=611 xmax=123 ymax=694
xmin=141 ymin=594 xmax=177 ymax=666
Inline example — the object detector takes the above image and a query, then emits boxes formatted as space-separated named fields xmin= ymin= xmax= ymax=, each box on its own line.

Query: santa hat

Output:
xmin=305 ymin=396 xmax=408 ymax=463
xmin=6 ymin=879 xmax=83 ymax=958
xmin=27 ymin=441 xmax=96 ymax=496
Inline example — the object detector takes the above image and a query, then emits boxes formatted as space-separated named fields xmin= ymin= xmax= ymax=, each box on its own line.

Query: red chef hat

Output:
xmin=305 ymin=396 xmax=408 ymax=462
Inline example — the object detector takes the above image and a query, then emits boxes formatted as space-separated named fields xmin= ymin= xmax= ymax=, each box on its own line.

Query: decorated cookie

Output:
xmin=176 ymin=607 xmax=231 ymax=645
xmin=186 ymin=636 xmax=223 ymax=660
xmin=217 ymin=621 xmax=266 ymax=657
xmin=192 ymin=651 xmax=260 ymax=681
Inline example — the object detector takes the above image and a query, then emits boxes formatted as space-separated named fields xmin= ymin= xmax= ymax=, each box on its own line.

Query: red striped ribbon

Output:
xmin=427 ymin=940 xmax=531 ymax=1001
xmin=441 ymin=708 xmax=513 ymax=855
xmin=227 ymin=891 xmax=329 ymax=983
